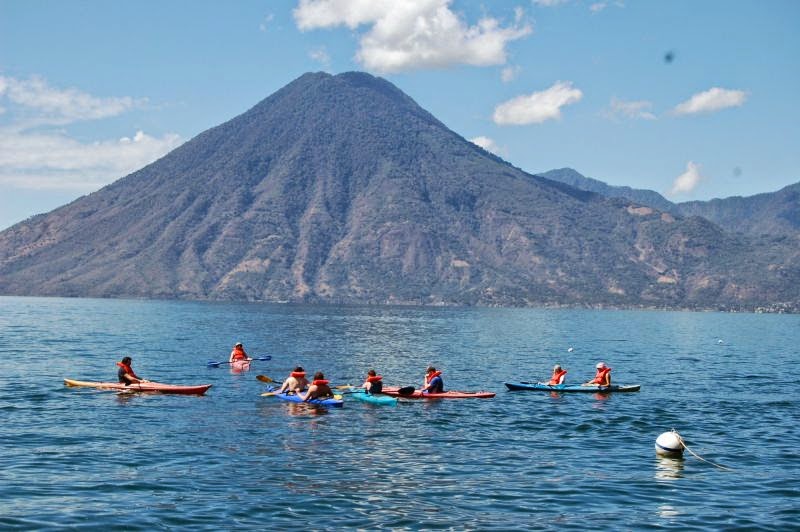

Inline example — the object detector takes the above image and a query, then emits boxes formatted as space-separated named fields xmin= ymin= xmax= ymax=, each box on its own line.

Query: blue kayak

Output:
xmin=262 ymin=387 xmax=344 ymax=407
xmin=505 ymin=382 xmax=641 ymax=393
xmin=344 ymin=387 xmax=398 ymax=406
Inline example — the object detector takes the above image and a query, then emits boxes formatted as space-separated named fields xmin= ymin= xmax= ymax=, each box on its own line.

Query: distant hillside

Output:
xmin=676 ymin=183 xmax=800 ymax=236
xmin=541 ymin=168 xmax=800 ymax=237
xmin=540 ymin=168 xmax=675 ymax=212
xmin=1 ymin=72 xmax=798 ymax=311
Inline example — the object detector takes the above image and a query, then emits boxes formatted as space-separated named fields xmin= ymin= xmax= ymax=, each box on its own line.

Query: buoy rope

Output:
xmin=677 ymin=434 xmax=734 ymax=471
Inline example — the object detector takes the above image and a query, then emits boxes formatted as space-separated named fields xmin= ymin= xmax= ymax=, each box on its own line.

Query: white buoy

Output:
xmin=655 ymin=430 xmax=684 ymax=457
xmin=567 ymin=347 xmax=574 ymax=352
xmin=717 ymin=339 xmax=724 ymax=344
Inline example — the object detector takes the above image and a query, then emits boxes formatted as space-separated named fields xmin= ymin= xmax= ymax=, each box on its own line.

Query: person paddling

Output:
xmin=117 ymin=356 xmax=147 ymax=385
xmin=362 ymin=369 xmax=383 ymax=394
xmin=421 ymin=366 xmax=444 ymax=394
xmin=277 ymin=367 xmax=310 ymax=394
xmin=546 ymin=364 xmax=567 ymax=385
xmin=583 ymin=362 xmax=611 ymax=386
xmin=229 ymin=342 xmax=251 ymax=364
xmin=301 ymin=372 xmax=334 ymax=402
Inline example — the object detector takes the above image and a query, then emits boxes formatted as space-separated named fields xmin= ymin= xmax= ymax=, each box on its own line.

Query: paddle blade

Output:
xmin=256 ymin=375 xmax=275 ymax=384
xmin=207 ymin=361 xmax=222 ymax=367
xmin=260 ymin=391 xmax=278 ymax=397
xmin=397 ymin=386 xmax=415 ymax=396
xmin=256 ymin=355 xmax=272 ymax=361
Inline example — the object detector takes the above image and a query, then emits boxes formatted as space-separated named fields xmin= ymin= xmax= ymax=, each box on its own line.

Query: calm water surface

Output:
xmin=0 ymin=297 xmax=798 ymax=530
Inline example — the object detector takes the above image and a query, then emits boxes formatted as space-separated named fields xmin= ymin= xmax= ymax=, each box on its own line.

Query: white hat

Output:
xmin=596 ymin=362 xmax=606 ymax=369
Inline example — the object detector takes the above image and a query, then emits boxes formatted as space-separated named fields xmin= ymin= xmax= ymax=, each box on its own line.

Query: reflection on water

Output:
xmin=654 ymin=456 xmax=685 ymax=481
xmin=658 ymin=504 xmax=680 ymax=518
xmin=285 ymin=401 xmax=332 ymax=418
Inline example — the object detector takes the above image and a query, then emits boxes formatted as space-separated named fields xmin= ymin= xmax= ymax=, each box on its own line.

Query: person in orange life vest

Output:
xmin=583 ymin=362 xmax=611 ymax=386
xmin=301 ymin=371 xmax=334 ymax=401
xmin=421 ymin=366 xmax=444 ymax=394
xmin=362 ymin=369 xmax=383 ymax=394
xmin=117 ymin=356 xmax=147 ymax=385
xmin=228 ymin=342 xmax=251 ymax=364
xmin=277 ymin=366 xmax=310 ymax=394
xmin=547 ymin=364 xmax=567 ymax=385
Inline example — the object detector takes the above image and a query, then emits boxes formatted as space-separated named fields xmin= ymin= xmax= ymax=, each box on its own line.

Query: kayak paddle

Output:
xmin=256 ymin=374 xmax=276 ymax=384
xmin=397 ymin=386 xmax=415 ymax=396
xmin=207 ymin=355 xmax=272 ymax=367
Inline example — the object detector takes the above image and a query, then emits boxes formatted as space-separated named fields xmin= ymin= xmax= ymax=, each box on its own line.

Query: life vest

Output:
xmin=312 ymin=379 xmax=329 ymax=386
xmin=426 ymin=370 xmax=442 ymax=381
xmin=116 ymin=361 xmax=139 ymax=381
xmin=592 ymin=367 xmax=611 ymax=385
xmin=548 ymin=369 xmax=567 ymax=385
xmin=231 ymin=347 xmax=247 ymax=361
xmin=291 ymin=371 xmax=306 ymax=379
xmin=425 ymin=373 xmax=444 ymax=393
xmin=366 ymin=375 xmax=382 ymax=383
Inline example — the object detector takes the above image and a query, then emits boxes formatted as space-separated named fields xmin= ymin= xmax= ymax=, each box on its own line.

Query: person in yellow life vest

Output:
xmin=583 ymin=362 xmax=611 ymax=386
xmin=301 ymin=371 xmax=334 ymax=402
xmin=229 ymin=342 xmax=251 ymax=364
xmin=362 ymin=369 xmax=383 ymax=394
xmin=547 ymin=364 xmax=567 ymax=385
xmin=277 ymin=367 xmax=310 ymax=394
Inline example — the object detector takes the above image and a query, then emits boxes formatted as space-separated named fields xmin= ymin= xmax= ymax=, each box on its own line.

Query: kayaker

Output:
xmin=301 ymin=371 xmax=334 ymax=402
xmin=362 ymin=369 xmax=383 ymax=394
xmin=583 ymin=362 xmax=612 ymax=386
xmin=546 ymin=364 xmax=567 ymax=385
xmin=420 ymin=366 xmax=444 ymax=394
xmin=229 ymin=342 xmax=251 ymax=364
xmin=277 ymin=366 xmax=310 ymax=394
xmin=117 ymin=356 xmax=147 ymax=385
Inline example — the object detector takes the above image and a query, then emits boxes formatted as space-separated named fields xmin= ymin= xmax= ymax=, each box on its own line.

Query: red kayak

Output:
xmin=382 ymin=386 xmax=495 ymax=399
xmin=64 ymin=378 xmax=212 ymax=395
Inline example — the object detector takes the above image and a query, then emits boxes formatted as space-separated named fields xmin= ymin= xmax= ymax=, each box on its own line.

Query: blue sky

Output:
xmin=1 ymin=0 xmax=798 ymax=230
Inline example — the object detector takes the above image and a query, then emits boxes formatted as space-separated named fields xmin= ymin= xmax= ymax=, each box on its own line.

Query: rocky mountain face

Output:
xmin=1 ymin=72 xmax=798 ymax=311
xmin=541 ymin=168 xmax=800 ymax=237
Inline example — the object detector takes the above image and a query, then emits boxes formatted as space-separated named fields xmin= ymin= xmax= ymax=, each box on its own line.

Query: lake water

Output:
xmin=0 ymin=296 xmax=798 ymax=530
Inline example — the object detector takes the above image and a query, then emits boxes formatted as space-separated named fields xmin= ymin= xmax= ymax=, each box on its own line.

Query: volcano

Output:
xmin=1 ymin=72 xmax=798 ymax=310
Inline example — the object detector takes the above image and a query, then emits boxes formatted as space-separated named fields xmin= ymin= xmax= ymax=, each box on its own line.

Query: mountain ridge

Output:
xmin=540 ymin=167 xmax=800 ymax=237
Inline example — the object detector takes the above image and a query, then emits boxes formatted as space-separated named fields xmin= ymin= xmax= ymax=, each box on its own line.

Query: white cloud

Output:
xmin=309 ymin=46 xmax=332 ymax=67
xmin=604 ymin=97 xmax=656 ymax=120
xmin=501 ymin=65 xmax=521 ymax=83
xmin=533 ymin=0 xmax=569 ymax=6
xmin=493 ymin=81 xmax=582 ymax=125
xmin=673 ymin=87 xmax=747 ymax=115
xmin=469 ymin=135 xmax=507 ymax=157
xmin=259 ymin=13 xmax=275 ymax=32
xmin=0 ymin=75 xmax=181 ymax=191
xmin=590 ymin=2 xmax=607 ymax=12
xmin=293 ymin=0 xmax=532 ymax=73
xmin=0 ymin=75 xmax=144 ymax=123
xmin=0 ymin=128 xmax=182 ymax=190
xmin=669 ymin=161 xmax=704 ymax=195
